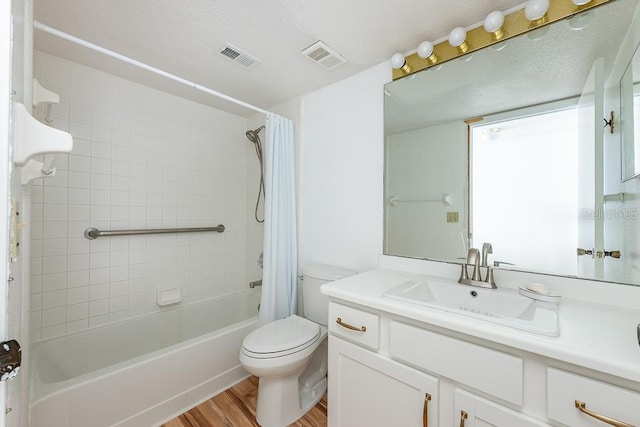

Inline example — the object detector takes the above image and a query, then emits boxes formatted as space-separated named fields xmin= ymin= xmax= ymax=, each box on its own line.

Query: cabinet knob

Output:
xmin=575 ymin=400 xmax=633 ymax=427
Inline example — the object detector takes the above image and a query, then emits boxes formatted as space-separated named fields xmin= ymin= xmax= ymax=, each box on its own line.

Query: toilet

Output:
xmin=239 ymin=263 xmax=355 ymax=427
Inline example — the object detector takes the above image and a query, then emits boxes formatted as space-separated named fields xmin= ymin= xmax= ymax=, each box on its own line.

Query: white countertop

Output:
xmin=321 ymin=268 xmax=640 ymax=384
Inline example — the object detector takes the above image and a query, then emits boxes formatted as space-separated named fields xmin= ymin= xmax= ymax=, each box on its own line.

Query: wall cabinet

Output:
xmin=328 ymin=301 xmax=639 ymax=427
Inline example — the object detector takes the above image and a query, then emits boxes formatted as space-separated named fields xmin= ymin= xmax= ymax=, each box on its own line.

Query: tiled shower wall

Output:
xmin=30 ymin=51 xmax=249 ymax=341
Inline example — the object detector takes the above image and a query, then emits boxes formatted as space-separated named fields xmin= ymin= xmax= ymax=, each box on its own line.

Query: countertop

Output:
xmin=321 ymin=268 xmax=640 ymax=384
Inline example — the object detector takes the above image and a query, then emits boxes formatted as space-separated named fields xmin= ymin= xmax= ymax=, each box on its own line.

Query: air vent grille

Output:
xmin=301 ymin=41 xmax=346 ymax=70
xmin=218 ymin=43 xmax=260 ymax=70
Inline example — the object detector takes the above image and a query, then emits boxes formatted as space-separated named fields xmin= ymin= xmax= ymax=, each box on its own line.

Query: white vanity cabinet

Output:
xmin=327 ymin=300 xmax=640 ymax=427
xmin=328 ymin=336 xmax=439 ymax=427
xmin=454 ymin=389 xmax=549 ymax=427
xmin=328 ymin=302 xmax=439 ymax=426
xmin=547 ymin=368 xmax=640 ymax=426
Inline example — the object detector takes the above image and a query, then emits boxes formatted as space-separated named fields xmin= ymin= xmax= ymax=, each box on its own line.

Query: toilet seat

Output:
xmin=242 ymin=315 xmax=320 ymax=359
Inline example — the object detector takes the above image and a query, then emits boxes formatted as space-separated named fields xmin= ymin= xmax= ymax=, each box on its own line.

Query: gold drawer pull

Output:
xmin=459 ymin=410 xmax=468 ymax=427
xmin=335 ymin=317 xmax=366 ymax=332
xmin=575 ymin=401 xmax=634 ymax=427
xmin=422 ymin=393 xmax=431 ymax=427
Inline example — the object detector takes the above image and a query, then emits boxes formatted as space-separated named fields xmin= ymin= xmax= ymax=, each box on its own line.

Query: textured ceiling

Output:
xmin=384 ymin=0 xmax=636 ymax=134
xmin=33 ymin=0 xmax=524 ymax=117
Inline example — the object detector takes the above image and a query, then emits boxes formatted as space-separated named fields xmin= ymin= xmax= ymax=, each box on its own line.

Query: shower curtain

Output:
xmin=259 ymin=113 xmax=297 ymax=323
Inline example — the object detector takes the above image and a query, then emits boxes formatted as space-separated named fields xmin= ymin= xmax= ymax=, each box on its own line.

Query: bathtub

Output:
xmin=30 ymin=291 xmax=259 ymax=427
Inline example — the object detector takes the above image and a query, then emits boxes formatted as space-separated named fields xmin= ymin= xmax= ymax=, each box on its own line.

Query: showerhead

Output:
xmin=245 ymin=125 xmax=265 ymax=143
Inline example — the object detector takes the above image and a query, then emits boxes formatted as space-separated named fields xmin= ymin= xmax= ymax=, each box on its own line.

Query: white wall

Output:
xmin=30 ymin=51 xmax=249 ymax=341
xmin=299 ymin=63 xmax=389 ymax=273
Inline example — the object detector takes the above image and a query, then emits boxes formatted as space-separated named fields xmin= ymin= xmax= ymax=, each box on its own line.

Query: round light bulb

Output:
xmin=572 ymin=0 xmax=592 ymax=5
xmin=390 ymin=53 xmax=406 ymax=69
xmin=483 ymin=11 xmax=505 ymax=34
xmin=525 ymin=0 xmax=550 ymax=21
xmin=417 ymin=41 xmax=434 ymax=59
xmin=448 ymin=27 xmax=467 ymax=48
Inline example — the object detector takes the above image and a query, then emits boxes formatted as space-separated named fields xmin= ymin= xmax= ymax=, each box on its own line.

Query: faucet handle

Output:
xmin=458 ymin=263 xmax=469 ymax=283
xmin=484 ymin=267 xmax=496 ymax=288
xmin=466 ymin=248 xmax=479 ymax=264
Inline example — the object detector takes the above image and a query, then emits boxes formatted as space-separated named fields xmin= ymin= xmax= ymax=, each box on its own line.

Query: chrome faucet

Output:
xmin=458 ymin=248 xmax=497 ymax=289
xmin=481 ymin=243 xmax=493 ymax=267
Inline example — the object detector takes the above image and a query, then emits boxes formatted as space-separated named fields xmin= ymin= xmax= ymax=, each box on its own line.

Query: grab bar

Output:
xmin=84 ymin=225 xmax=225 ymax=240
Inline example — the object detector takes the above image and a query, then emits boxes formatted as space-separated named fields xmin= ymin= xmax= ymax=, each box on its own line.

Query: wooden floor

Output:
xmin=162 ymin=376 xmax=328 ymax=427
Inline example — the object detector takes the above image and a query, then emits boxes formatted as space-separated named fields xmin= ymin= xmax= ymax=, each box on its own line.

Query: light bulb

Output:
xmin=484 ymin=11 xmax=505 ymax=39
xmin=417 ymin=41 xmax=438 ymax=65
xmin=572 ymin=0 xmax=592 ymax=5
xmin=448 ymin=27 xmax=469 ymax=53
xmin=525 ymin=0 xmax=550 ymax=22
xmin=390 ymin=53 xmax=411 ymax=74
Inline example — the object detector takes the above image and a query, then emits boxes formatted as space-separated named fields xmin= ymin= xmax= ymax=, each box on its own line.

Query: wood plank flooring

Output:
xmin=162 ymin=376 xmax=328 ymax=427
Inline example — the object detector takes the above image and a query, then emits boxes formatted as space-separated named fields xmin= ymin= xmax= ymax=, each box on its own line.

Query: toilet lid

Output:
xmin=242 ymin=315 xmax=320 ymax=357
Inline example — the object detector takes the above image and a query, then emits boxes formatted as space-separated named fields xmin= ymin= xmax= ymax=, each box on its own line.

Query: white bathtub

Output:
xmin=30 ymin=291 xmax=259 ymax=427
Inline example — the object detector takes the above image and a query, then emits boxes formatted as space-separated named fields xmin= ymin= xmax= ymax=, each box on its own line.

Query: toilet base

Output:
xmin=255 ymin=374 xmax=327 ymax=427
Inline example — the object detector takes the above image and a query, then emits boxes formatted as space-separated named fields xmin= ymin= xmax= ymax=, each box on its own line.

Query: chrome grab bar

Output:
xmin=84 ymin=225 xmax=225 ymax=240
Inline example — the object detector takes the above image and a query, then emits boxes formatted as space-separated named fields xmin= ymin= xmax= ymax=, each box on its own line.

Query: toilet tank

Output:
xmin=303 ymin=264 xmax=356 ymax=326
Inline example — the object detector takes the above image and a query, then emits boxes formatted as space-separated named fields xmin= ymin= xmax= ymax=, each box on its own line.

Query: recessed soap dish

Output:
xmin=518 ymin=287 xmax=561 ymax=303
xmin=157 ymin=287 xmax=182 ymax=306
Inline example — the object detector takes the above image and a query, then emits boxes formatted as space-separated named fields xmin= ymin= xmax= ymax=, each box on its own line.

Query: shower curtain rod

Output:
xmin=33 ymin=21 xmax=271 ymax=116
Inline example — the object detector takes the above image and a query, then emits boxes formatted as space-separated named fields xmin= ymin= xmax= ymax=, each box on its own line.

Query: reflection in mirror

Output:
xmin=621 ymin=44 xmax=640 ymax=181
xmin=384 ymin=0 xmax=640 ymax=285
xmin=470 ymin=104 xmax=578 ymax=275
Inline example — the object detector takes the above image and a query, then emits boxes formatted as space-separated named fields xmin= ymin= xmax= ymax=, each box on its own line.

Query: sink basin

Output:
xmin=383 ymin=277 xmax=559 ymax=336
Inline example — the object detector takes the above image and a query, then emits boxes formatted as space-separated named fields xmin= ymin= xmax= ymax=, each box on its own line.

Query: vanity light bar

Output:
xmin=391 ymin=0 xmax=611 ymax=80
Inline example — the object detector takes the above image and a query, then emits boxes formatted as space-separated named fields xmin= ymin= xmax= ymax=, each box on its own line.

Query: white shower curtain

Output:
xmin=259 ymin=113 xmax=297 ymax=324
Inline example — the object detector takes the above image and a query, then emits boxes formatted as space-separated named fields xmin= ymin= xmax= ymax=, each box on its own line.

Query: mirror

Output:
xmin=621 ymin=43 xmax=640 ymax=181
xmin=384 ymin=0 xmax=640 ymax=285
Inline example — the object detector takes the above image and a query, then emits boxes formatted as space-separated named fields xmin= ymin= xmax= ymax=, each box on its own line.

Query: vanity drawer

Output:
xmin=329 ymin=302 xmax=380 ymax=350
xmin=547 ymin=368 xmax=640 ymax=426
xmin=389 ymin=321 xmax=523 ymax=406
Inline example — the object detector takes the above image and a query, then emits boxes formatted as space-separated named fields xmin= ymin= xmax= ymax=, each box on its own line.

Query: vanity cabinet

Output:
xmin=547 ymin=368 xmax=640 ymax=426
xmin=455 ymin=389 xmax=548 ymax=427
xmin=327 ymin=301 xmax=640 ymax=427
xmin=328 ymin=336 xmax=438 ymax=427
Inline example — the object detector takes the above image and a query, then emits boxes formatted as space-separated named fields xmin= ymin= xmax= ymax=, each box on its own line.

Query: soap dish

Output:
xmin=518 ymin=287 xmax=561 ymax=303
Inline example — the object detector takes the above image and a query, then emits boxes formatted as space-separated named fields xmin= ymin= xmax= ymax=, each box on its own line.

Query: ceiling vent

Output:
xmin=301 ymin=41 xmax=346 ymax=70
xmin=217 ymin=43 xmax=260 ymax=70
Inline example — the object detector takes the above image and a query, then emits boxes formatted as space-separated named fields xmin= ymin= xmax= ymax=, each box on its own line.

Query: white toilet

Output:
xmin=240 ymin=264 xmax=355 ymax=427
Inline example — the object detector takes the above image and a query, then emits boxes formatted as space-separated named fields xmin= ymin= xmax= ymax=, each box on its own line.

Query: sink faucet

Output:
xmin=481 ymin=243 xmax=493 ymax=267
xmin=458 ymin=248 xmax=497 ymax=289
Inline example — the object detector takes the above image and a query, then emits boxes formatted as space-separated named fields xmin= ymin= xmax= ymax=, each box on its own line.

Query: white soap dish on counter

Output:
xmin=518 ymin=286 xmax=560 ymax=303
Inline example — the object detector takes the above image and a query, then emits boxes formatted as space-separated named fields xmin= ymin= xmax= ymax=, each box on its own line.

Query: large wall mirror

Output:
xmin=384 ymin=0 xmax=640 ymax=286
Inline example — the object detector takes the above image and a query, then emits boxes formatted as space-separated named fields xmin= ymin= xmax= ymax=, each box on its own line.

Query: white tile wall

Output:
xmin=31 ymin=51 xmax=249 ymax=341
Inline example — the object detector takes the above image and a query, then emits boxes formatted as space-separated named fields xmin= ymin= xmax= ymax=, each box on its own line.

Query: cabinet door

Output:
xmin=455 ymin=389 xmax=549 ymax=427
xmin=328 ymin=336 xmax=438 ymax=427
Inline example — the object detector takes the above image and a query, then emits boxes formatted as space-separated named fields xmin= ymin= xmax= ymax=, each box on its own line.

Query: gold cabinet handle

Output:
xmin=422 ymin=393 xmax=431 ymax=427
xmin=335 ymin=317 xmax=366 ymax=332
xmin=459 ymin=410 xmax=468 ymax=427
xmin=575 ymin=401 xmax=634 ymax=427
